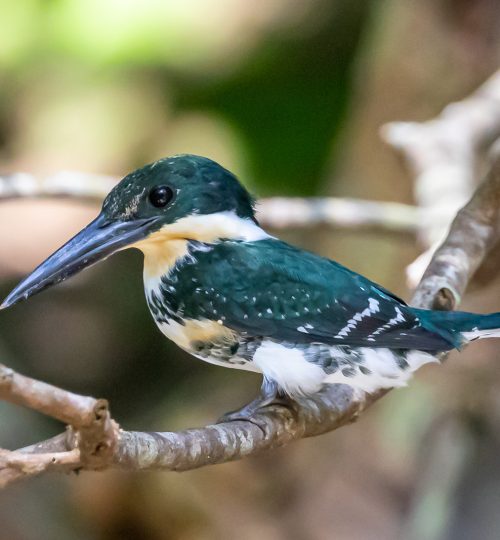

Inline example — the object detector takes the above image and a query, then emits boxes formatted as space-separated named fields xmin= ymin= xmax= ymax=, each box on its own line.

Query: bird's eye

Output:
xmin=149 ymin=186 xmax=174 ymax=208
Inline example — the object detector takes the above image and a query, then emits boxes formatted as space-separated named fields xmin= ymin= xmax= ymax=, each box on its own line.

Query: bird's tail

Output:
xmin=414 ymin=309 xmax=500 ymax=345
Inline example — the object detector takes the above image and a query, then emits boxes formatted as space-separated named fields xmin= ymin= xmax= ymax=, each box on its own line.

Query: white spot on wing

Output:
xmin=368 ymin=306 xmax=407 ymax=338
xmin=335 ymin=298 xmax=381 ymax=338
xmin=462 ymin=327 xmax=500 ymax=340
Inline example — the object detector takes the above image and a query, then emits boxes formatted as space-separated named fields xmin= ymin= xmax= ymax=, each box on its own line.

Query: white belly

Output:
xmin=252 ymin=341 xmax=326 ymax=396
xmin=247 ymin=341 xmax=437 ymax=398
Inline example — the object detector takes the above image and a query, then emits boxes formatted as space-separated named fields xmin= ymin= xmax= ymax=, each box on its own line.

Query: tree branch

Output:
xmin=0 ymin=359 xmax=384 ymax=487
xmin=412 ymin=143 xmax=500 ymax=310
xmin=382 ymin=69 xmax=500 ymax=287
xmin=0 ymin=363 xmax=98 ymax=426
xmin=0 ymin=172 xmax=421 ymax=233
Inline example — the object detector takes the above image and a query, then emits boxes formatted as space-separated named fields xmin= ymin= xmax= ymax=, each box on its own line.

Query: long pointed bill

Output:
xmin=1 ymin=213 xmax=156 ymax=309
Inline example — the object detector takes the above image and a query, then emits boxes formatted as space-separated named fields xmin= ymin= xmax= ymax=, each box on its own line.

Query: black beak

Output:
xmin=1 ymin=213 xmax=156 ymax=309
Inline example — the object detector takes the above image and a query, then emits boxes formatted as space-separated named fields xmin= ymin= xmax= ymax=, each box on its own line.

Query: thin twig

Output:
xmin=382 ymin=69 xmax=500 ymax=286
xmin=0 ymin=363 xmax=99 ymax=427
xmin=0 ymin=172 xmax=421 ymax=233
xmin=0 ymin=361 xmax=119 ymax=486
xmin=412 ymin=144 xmax=500 ymax=310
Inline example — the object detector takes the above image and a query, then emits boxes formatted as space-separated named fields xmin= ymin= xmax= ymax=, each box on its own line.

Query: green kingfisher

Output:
xmin=2 ymin=155 xmax=500 ymax=422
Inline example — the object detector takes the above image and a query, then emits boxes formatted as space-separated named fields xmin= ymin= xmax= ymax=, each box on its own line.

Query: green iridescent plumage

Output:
xmin=150 ymin=237 xmax=489 ymax=351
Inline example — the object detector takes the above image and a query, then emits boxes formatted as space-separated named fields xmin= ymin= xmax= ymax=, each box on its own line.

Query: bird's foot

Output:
xmin=216 ymin=378 xmax=294 ymax=434
xmin=217 ymin=397 xmax=290 ymax=422
xmin=217 ymin=405 xmax=269 ymax=432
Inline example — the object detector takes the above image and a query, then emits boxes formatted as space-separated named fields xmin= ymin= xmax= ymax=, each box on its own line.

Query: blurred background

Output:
xmin=1 ymin=0 xmax=500 ymax=539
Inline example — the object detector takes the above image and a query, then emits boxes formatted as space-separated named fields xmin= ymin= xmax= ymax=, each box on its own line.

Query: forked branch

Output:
xmin=382 ymin=69 xmax=500 ymax=287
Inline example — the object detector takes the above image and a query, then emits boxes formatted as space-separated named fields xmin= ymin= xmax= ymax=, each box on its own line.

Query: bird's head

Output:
xmin=2 ymin=155 xmax=261 ymax=309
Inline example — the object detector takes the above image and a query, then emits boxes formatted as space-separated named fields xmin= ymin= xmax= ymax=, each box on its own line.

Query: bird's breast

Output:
xmin=154 ymin=315 xmax=236 ymax=352
xmin=144 ymin=275 xmax=254 ymax=369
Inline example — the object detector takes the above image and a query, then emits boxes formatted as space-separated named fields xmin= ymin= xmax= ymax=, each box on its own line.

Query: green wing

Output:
xmin=170 ymin=239 xmax=454 ymax=351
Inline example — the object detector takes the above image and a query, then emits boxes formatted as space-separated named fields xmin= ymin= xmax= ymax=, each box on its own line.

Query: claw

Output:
xmin=217 ymin=409 xmax=268 ymax=434
xmin=216 ymin=378 xmax=295 ymax=435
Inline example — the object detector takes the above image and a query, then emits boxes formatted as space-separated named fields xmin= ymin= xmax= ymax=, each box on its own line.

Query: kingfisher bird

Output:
xmin=3 ymin=155 xmax=500 ymax=422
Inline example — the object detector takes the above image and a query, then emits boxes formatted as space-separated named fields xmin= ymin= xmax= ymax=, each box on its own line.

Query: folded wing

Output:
xmin=178 ymin=240 xmax=456 ymax=351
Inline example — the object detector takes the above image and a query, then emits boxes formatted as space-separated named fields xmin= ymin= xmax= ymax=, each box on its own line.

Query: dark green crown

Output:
xmin=102 ymin=154 xmax=256 ymax=224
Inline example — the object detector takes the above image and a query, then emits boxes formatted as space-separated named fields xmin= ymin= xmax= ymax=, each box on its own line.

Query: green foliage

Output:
xmin=0 ymin=0 xmax=372 ymax=194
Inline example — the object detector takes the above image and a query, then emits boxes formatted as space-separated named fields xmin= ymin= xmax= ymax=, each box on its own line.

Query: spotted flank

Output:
xmin=244 ymin=340 xmax=436 ymax=396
